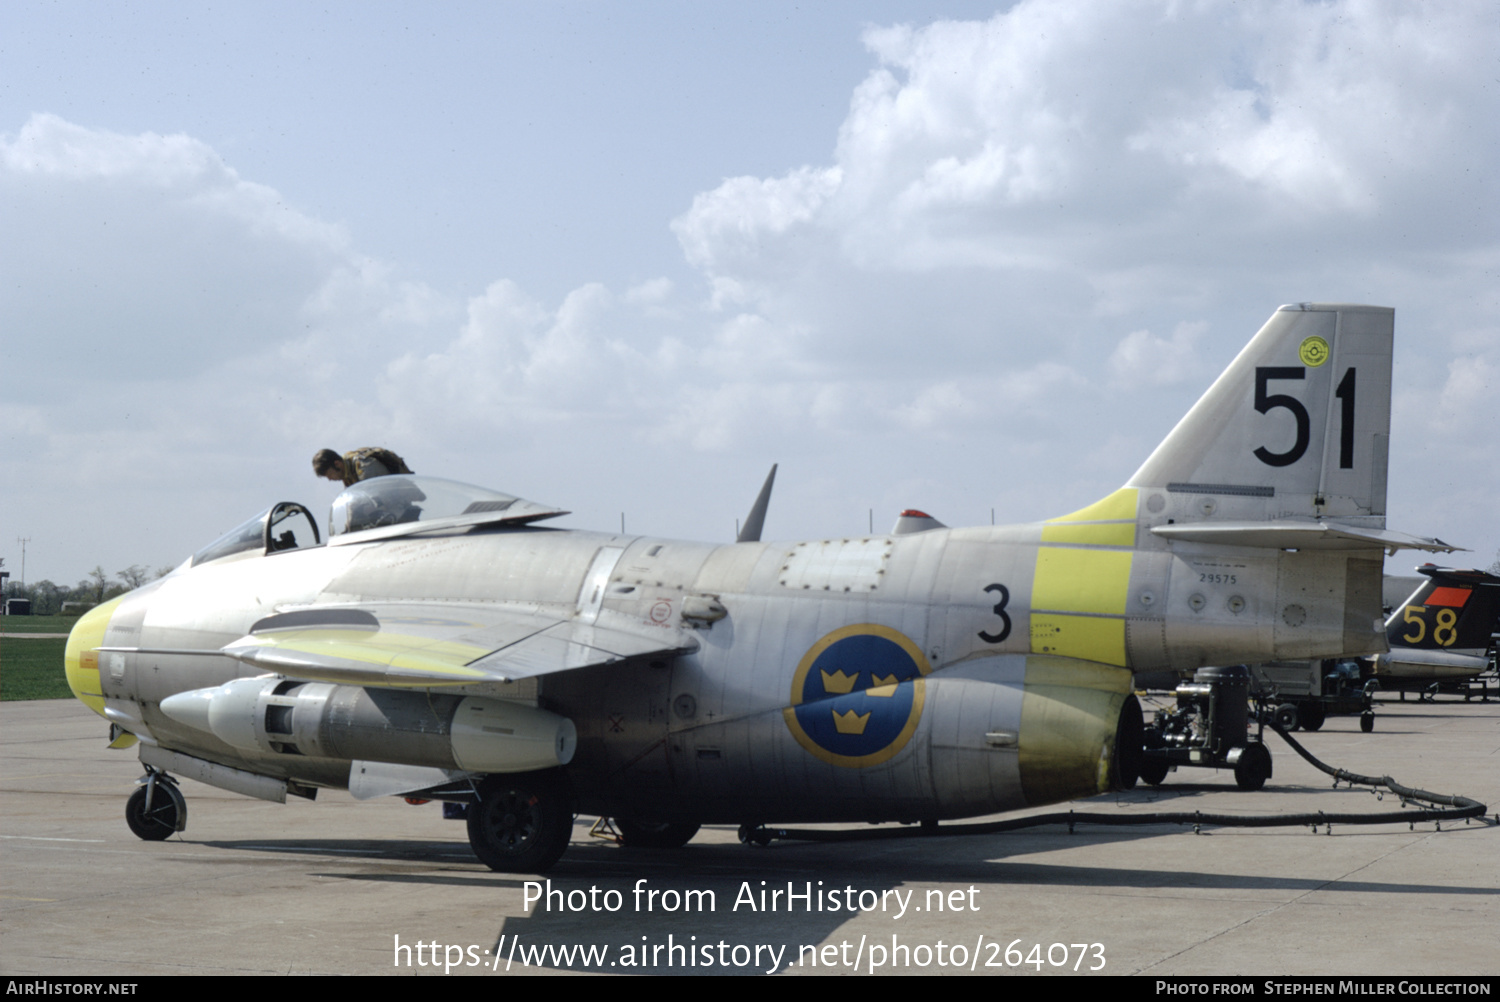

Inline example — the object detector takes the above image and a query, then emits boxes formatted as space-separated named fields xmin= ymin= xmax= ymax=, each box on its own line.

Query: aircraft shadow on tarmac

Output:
xmin=193 ymin=774 xmax=1486 ymax=872
xmin=197 ymin=836 xmax=479 ymax=862
xmin=334 ymin=843 xmax=1497 ymax=976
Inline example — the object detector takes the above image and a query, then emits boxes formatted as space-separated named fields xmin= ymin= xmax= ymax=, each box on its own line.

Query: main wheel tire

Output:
xmin=1273 ymin=703 xmax=1299 ymax=731
xmin=1111 ymin=694 xmax=1143 ymax=790
xmin=1139 ymin=759 xmax=1170 ymax=786
xmin=125 ymin=785 xmax=180 ymax=841
xmin=1360 ymin=712 xmax=1375 ymax=733
xmin=466 ymin=771 xmax=574 ymax=873
xmin=614 ymin=819 xmax=701 ymax=849
xmin=1298 ymin=700 xmax=1326 ymax=731
xmin=1233 ymin=744 xmax=1272 ymax=792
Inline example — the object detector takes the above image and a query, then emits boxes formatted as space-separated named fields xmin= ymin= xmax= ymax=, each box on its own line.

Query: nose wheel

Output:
xmin=125 ymin=770 xmax=187 ymax=840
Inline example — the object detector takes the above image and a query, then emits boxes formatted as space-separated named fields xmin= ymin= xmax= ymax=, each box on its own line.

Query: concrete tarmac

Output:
xmin=2 ymin=696 xmax=1495 ymax=977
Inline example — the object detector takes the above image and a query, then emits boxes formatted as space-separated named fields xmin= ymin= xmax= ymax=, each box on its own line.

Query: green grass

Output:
xmin=0 ymin=638 xmax=73 ymax=700
xmin=0 ymin=614 xmax=82 ymax=634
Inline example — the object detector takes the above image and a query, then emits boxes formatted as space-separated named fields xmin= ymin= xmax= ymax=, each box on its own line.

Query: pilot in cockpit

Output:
xmin=316 ymin=447 xmax=425 ymax=533
xmin=312 ymin=446 xmax=413 ymax=486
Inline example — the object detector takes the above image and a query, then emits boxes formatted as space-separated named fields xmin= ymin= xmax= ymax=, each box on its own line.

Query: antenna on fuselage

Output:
xmin=736 ymin=464 xmax=778 ymax=543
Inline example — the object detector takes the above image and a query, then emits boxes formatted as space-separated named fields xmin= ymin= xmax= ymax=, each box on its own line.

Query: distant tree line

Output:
xmin=1 ymin=563 xmax=173 ymax=615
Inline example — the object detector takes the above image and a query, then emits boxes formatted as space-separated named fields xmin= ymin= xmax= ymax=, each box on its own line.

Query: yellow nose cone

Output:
xmin=64 ymin=597 xmax=125 ymax=718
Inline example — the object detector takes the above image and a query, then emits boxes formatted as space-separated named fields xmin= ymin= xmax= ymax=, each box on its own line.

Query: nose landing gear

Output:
xmin=126 ymin=768 xmax=187 ymax=840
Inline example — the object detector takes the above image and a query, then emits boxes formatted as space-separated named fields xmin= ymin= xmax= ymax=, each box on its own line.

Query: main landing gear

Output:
xmin=466 ymin=770 xmax=575 ymax=873
xmin=125 ymin=768 xmax=187 ymax=840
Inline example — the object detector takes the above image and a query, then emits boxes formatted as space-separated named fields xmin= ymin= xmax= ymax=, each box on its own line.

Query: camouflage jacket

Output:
xmin=342 ymin=447 xmax=413 ymax=487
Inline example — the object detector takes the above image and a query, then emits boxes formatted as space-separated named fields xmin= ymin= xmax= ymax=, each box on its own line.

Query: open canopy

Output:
xmin=327 ymin=475 xmax=569 ymax=544
xmin=190 ymin=476 xmax=568 ymax=567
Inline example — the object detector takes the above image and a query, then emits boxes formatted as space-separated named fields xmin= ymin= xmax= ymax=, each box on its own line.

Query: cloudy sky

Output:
xmin=2 ymin=0 xmax=1496 ymax=587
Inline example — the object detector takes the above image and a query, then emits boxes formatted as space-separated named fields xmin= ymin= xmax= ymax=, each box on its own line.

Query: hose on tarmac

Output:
xmin=737 ymin=723 xmax=1491 ymax=846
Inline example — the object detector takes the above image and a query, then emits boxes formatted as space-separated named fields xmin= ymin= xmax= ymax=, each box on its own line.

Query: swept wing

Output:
xmin=221 ymin=603 xmax=699 ymax=690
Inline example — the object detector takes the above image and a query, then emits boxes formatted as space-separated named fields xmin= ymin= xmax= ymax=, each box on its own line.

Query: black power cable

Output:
xmin=737 ymin=724 xmax=1492 ymax=846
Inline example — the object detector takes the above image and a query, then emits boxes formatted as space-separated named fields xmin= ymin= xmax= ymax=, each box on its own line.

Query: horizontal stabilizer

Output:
xmin=1150 ymin=521 xmax=1460 ymax=553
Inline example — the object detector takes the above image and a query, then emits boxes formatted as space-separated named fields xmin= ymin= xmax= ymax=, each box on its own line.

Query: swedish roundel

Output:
xmin=783 ymin=624 xmax=932 ymax=767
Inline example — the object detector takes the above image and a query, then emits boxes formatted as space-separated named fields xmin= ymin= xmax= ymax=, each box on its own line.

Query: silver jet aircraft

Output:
xmin=64 ymin=303 xmax=1454 ymax=871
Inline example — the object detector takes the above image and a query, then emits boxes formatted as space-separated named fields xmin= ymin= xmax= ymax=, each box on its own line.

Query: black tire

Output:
xmin=125 ymin=785 xmax=180 ymax=841
xmin=1298 ymin=700 xmax=1326 ymax=731
xmin=467 ymin=771 xmax=574 ymax=873
xmin=1273 ymin=703 xmax=1299 ymax=731
xmin=1139 ymin=759 xmax=1170 ymax=787
xmin=1113 ymin=694 xmax=1143 ymax=790
xmin=738 ymin=823 xmax=772 ymax=846
xmin=615 ymin=819 xmax=701 ymax=849
xmin=1360 ymin=712 xmax=1375 ymax=733
xmin=1233 ymin=744 xmax=1272 ymax=792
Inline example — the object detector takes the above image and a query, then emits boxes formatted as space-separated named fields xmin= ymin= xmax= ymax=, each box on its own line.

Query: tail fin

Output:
xmin=1386 ymin=566 xmax=1500 ymax=654
xmin=1128 ymin=304 xmax=1392 ymax=525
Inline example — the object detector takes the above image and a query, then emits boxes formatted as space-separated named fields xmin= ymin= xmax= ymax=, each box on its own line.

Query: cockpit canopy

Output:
xmin=191 ymin=476 xmax=568 ymax=568
xmin=327 ymin=475 xmax=567 ymax=540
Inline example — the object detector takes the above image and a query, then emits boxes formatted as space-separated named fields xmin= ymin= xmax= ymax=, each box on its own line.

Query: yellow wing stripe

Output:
xmin=238 ymin=629 xmax=493 ymax=678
